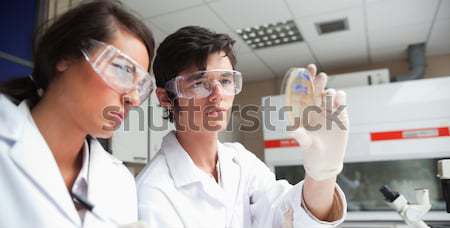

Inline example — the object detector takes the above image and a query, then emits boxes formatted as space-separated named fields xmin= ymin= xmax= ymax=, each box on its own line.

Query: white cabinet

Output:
xmin=111 ymin=97 xmax=150 ymax=164
xmin=339 ymin=222 xmax=402 ymax=228
xmin=147 ymin=91 xmax=174 ymax=159
xmin=111 ymin=92 xmax=173 ymax=164
xmin=340 ymin=221 xmax=446 ymax=227
xmin=340 ymin=223 xmax=394 ymax=228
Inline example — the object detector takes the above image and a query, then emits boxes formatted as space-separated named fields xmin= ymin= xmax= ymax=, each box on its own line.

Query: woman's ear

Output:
xmin=156 ymin=87 xmax=173 ymax=109
xmin=56 ymin=59 xmax=70 ymax=72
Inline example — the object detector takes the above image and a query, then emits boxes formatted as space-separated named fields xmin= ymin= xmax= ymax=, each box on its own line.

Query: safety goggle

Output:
xmin=81 ymin=39 xmax=155 ymax=105
xmin=165 ymin=69 xmax=243 ymax=99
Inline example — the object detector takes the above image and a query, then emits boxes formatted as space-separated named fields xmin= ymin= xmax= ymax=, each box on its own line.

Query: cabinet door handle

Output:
xmin=133 ymin=156 xmax=147 ymax=161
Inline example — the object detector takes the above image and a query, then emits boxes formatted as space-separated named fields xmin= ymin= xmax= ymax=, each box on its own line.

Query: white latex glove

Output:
xmin=287 ymin=64 xmax=349 ymax=181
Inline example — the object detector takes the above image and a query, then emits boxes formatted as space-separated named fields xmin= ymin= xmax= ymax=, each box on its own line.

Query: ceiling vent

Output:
xmin=236 ymin=20 xmax=303 ymax=49
xmin=316 ymin=18 xmax=349 ymax=35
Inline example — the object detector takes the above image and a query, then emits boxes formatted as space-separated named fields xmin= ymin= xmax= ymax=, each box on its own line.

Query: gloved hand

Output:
xmin=286 ymin=64 xmax=349 ymax=181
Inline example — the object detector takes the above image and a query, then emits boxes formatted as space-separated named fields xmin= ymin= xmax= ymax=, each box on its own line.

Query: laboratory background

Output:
xmin=1 ymin=0 xmax=450 ymax=227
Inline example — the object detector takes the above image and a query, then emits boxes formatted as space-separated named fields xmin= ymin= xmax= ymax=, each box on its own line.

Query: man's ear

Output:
xmin=56 ymin=59 xmax=70 ymax=72
xmin=156 ymin=87 xmax=173 ymax=109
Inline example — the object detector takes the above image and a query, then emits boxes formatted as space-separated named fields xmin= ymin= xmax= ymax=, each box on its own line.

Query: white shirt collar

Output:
xmin=73 ymin=140 xmax=90 ymax=188
xmin=71 ymin=140 xmax=90 ymax=221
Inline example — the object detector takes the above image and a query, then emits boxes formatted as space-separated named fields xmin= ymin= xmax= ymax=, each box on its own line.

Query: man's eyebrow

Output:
xmin=187 ymin=72 xmax=205 ymax=81
xmin=221 ymin=71 xmax=233 ymax=76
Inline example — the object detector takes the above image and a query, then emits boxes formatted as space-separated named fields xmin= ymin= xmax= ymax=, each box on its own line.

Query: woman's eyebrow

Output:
xmin=115 ymin=55 xmax=130 ymax=62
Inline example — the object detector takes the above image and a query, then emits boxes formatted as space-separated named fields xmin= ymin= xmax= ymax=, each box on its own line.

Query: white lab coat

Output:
xmin=137 ymin=131 xmax=347 ymax=228
xmin=0 ymin=95 xmax=137 ymax=228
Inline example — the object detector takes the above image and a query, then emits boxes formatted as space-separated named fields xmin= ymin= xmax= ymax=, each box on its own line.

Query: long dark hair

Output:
xmin=0 ymin=0 xmax=155 ymax=105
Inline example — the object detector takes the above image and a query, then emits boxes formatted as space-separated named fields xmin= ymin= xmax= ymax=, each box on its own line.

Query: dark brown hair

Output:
xmin=153 ymin=26 xmax=237 ymax=121
xmin=0 ymin=0 xmax=155 ymax=104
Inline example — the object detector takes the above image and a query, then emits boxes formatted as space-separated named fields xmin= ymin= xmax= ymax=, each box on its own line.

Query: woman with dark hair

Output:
xmin=0 ymin=1 xmax=155 ymax=227
xmin=137 ymin=26 xmax=348 ymax=227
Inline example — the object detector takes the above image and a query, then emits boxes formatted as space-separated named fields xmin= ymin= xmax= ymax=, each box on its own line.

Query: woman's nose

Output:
xmin=123 ymin=89 xmax=140 ymax=107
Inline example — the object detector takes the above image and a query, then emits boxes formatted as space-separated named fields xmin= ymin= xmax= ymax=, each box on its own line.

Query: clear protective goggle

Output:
xmin=165 ymin=69 xmax=243 ymax=99
xmin=81 ymin=39 xmax=155 ymax=105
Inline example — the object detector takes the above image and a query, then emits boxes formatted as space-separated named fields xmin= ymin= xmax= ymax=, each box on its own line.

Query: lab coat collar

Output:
xmin=217 ymin=143 xmax=238 ymax=164
xmin=162 ymin=131 xmax=203 ymax=188
xmin=8 ymin=100 xmax=82 ymax=226
xmin=217 ymin=142 xmax=242 ymax=215
xmin=0 ymin=95 xmax=25 ymax=143
xmin=162 ymin=131 xmax=243 ymax=209
xmin=216 ymin=142 xmax=239 ymax=191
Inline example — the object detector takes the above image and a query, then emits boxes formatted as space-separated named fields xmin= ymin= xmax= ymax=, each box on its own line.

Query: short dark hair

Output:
xmin=153 ymin=26 xmax=237 ymax=88
xmin=153 ymin=26 xmax=237 ymax=121
xmin=0 ymin=0 xmax=155 ymax=105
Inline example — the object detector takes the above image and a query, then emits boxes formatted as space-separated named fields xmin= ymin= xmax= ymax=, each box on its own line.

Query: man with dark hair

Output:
xmin=153 ymin=26 xmax=237 ymax=122
xmin=137 ymin=26 xmax=347 ymax=227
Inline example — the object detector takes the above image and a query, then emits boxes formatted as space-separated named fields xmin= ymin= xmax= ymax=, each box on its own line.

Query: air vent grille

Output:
xmin=316 ymin=18 xmax=349 ymax=35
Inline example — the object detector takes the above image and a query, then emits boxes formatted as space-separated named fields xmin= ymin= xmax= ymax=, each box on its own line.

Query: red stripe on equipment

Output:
xmin=371 ymin=126 xmax=449 ymax=141
xmin=264 ymin=139 xmax=299 ymax=148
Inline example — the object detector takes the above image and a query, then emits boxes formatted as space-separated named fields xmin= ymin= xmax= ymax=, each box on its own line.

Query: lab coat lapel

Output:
xmin=218 ymin=143 xmax=242 ymax=211
xmin=163 ymin=132 xmax=202 ymax=187
xmin=9 ymin=110 xmax=81 ymax=226
xmin=83 ymin=138 xmax=120 ymax=226
xmin=163 ymin=131 xmax=228 ymax=205
xmin=0 ymin=95 xmax=24 ymax=143
xmin=199 ymin=172 xmax=227 ymax=206
xmin=87 ymin=138 xmax=119 ymax=206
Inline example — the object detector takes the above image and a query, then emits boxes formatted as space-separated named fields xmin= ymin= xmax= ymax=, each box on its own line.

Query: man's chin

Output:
xmin=203 ymin=120 xmax=228 ymax=132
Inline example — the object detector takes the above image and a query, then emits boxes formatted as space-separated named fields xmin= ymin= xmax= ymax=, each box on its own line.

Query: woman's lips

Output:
xmin=110 ymin=111 xmax=124 ymax=123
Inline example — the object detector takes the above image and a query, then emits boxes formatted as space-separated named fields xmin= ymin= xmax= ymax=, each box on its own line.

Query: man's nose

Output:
xmin=208 ymin=81 xmax=224 ymax=102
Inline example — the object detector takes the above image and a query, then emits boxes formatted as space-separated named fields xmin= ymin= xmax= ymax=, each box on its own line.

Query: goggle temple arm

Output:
xmin=164 ymin=77 xmax=182 ymax=99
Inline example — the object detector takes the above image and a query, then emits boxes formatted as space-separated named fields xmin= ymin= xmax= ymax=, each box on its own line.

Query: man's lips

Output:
xmin=205 ymin=107 xmax=228 ymax=116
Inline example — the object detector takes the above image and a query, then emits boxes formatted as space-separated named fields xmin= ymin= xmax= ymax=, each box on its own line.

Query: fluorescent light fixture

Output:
xmin=236 ymin=20 xmax=303 ymax=49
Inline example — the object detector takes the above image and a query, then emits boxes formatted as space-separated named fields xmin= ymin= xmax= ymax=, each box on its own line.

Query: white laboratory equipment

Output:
xmin=262 ymin=76 xmax=450 ymax=226
xmin=327 ymin=68 xmax=390 ymax=89
xmin=377 ymin=159 xmax=450 ymax=228
xmin=380 ymin=186 xmax=431 ymax=228
xmin=437 ymin=159 xmax=450 ymax=213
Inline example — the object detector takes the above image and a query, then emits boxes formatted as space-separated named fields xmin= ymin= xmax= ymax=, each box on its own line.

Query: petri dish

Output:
xmin=281 ymin=68 xmax=315 ymax=127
